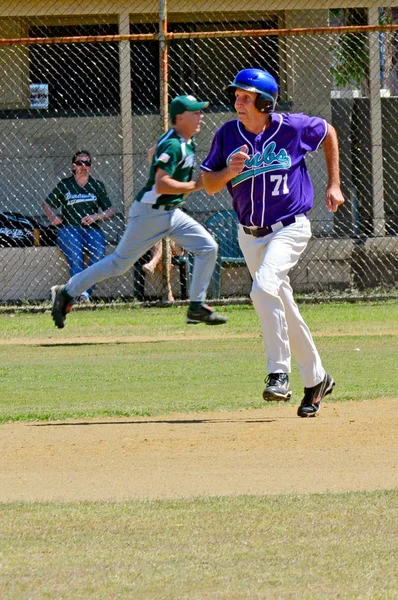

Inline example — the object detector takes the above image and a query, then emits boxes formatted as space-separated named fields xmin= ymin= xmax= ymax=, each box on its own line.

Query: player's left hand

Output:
xmin=81 ymin=214 xmax=98 ymax=226
xmin=326 ymin=185 xmax=345 ymax=213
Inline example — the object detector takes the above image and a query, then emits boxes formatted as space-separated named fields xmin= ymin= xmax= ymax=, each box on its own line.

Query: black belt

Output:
xmin=151 ymin=203 xmax=180 ymax=211
xmin=242 ymin=215 xmax=300 ymax=238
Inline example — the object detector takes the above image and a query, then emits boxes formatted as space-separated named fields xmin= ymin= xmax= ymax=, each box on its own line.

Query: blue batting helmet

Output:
xmin=223 ymin=68 xmax=278 ymax=112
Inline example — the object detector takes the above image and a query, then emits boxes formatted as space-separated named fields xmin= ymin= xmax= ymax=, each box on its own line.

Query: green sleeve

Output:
xmin=96 ymin=180 xmax=112 ymax=210
xmin=153 ymin=139 xmax=181 ymax=177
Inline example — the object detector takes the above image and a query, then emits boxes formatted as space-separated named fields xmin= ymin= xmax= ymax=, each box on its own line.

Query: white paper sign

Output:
xmin=30 ymin=83 xmax=49 ymax=109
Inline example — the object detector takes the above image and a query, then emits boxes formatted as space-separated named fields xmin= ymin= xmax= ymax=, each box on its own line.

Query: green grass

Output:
xmin=1 ymin=491 xmax=397 ymax=599
xmin=1 ymin=301 xmax=397 ymax=598
xmin=0 ymin=301 xmax=397 ymax=422
xmin=1 ymin=298 xmax=397 ymax=339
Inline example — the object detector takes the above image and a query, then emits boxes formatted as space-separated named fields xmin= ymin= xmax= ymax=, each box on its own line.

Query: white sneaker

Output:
xmin=77 ymin=292 xmax=91 ymax=303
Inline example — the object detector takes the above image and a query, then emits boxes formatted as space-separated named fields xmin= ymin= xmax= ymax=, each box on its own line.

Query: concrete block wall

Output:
xmin=0 ymin=246 xmax=70 ymax=302
xmin=351 ymin=238 xmax=398 ymax=289
xmin=0 ymin=245 xmax=188 ymax=302
xmin=0 ymin=116 xmax=123 ymax=216
xmin=0 ymin=237 xmax=354 ymax=303
xmin=289 ymin=238 xmax=355 ymax=292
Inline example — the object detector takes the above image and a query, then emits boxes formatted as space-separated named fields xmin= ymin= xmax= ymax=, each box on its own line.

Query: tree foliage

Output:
xmin=330 ymin=8 xmax=369 ymax=90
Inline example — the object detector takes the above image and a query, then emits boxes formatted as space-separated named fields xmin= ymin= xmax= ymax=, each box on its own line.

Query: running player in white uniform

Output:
xmin=50 ymin=95 xmax=227 ymax=329
xmin=201 ymin=68 xmax=345 ymax=417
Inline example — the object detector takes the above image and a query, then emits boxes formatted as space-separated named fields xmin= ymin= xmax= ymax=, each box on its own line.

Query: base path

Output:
xmin=1 ymin=398 xmax=397 ymax=502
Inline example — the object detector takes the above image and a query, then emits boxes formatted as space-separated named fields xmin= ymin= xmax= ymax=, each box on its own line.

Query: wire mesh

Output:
xmin=0 ymin=3 xmax=397 ymax=304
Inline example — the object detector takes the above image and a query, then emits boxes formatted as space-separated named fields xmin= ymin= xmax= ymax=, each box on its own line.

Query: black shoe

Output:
xmin=186 ymin=304 xmax=227 ymax=326
xmin=263 ymin=373 xmax=292 ymax=402
xmin=297 ymin=372 xmax=335 ymax=418
xmin=51 ymin=285 xmax=73 ymax=329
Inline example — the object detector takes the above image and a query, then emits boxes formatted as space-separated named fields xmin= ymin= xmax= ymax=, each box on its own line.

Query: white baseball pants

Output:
xmin=238 ymin=216 xmax=326 ymax=388
xmin=65 ymin=201 xmax=218 ymax=302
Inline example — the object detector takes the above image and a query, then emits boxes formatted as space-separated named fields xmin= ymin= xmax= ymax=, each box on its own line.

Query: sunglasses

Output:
xmin=74 ymin=160 xmax=91 ymax=166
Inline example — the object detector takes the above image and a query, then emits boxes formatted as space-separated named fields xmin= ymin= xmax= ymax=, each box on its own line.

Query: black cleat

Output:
xmin=186 ymin=304 xmax=227 ymax=326
xmin=51 ymin=285 xmax=73 ymax=329
xmin=263 ymin=373 xmax=292 ymax=402
xmin=297 ymin=372 xmax=335 ymax=418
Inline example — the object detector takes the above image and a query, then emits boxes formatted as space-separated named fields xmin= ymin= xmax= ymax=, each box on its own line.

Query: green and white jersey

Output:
xmin=136 ymin=128 xmax=196 ymax=208
xmin=45 ymin=176 xmax=111 ymax=227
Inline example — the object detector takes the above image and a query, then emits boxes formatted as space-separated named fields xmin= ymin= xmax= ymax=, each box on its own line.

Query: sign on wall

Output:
xmin=30 ymin=84 xmax=49 ymax=109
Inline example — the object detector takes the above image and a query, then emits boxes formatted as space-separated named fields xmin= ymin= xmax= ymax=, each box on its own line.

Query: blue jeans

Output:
xmin=57 ymin=225 xmax=106 ymax=296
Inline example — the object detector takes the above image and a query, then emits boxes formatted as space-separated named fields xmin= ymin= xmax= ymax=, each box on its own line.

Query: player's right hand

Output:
xmin=51 ymin=216 xmax=63 ymax=226
xmin=326 ymin=184 xmax=345 ymax=213
xmin=227 ymin=145 xmax=250 ymax=177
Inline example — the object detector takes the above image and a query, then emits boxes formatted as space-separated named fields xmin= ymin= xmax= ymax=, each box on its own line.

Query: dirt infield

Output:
xmin=1 ymin=397 xmax=397 ymax=502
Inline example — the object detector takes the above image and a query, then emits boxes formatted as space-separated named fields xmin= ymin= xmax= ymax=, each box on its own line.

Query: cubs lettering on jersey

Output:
xmin=201 ymin=112 xmax=327 ymax=228
xmin=229 ymin=141 xmax=292 ymax=186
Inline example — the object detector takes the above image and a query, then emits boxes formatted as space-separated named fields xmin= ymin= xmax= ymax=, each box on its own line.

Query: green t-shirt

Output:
xmin=45 ymin=176 xmax=111 ymax=227
xmin=135 ymin=128 xmax=196 ymax=208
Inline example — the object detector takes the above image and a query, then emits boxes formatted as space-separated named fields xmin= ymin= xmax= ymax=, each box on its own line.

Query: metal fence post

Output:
xmin=368 ymin=7 xmax=386 ymax=237
xmin=159 ymin=0 xmax=172 ymax=302
xmin=119 ymin=11 xmax=134 ymax=219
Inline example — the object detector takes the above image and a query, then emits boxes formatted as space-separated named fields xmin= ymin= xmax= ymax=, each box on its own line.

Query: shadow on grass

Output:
xmin=33 ymin=417 xmax=278 ymax=427
xmin=36 ymin=342 xmax=159 ymax=347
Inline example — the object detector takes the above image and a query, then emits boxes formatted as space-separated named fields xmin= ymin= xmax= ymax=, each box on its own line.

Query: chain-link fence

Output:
xmin=0 ymin=3 xmax=397 ymax=304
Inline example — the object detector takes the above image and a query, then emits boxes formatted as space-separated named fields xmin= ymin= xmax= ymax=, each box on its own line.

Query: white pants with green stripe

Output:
xmin=65 ymin=201 xmax=218 ymax=302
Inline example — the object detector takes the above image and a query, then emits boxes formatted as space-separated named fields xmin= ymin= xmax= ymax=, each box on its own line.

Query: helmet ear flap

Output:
xmin=255 ymin=94 xmax=275 ymax=113
xmin=224 ymin=87 xmax=237 ymax=110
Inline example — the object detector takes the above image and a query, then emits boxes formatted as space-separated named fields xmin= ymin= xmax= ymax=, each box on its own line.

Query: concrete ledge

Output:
xmin=1 ymin=236 xmax=397 ymax=302
xmin=0 ymin=246 xmax=188 ymax=302
xmin=219 ymin=265 xmax=252 ymax=298
xmin=0 ymin=247 xmax=70 ymax=302
xmin=351 ymin=237 xmax=398 ymax=289
xmin=290 ymin=238 xmax=355 ymax=292
xmin=0 ymin=246 xmax=135 ymax=302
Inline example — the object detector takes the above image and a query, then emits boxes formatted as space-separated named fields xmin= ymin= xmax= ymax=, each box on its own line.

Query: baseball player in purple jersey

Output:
xmin=201 ymin=68 xmax=345 ymax=417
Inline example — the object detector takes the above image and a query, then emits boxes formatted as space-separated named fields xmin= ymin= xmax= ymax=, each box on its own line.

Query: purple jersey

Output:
xmin=201 ymin=112 xmax=328 ymax=227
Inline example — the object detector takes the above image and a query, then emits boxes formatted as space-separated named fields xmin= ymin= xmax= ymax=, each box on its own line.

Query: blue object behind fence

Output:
xmin=205 ymin=210 xmax=246 ymax=298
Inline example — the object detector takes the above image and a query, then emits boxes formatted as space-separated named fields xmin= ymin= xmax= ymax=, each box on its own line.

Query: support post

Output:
xmin=159 ymin=0 xmax=172 ymax=301
xmin=119 ymin=11 xmax=134 ymax=219
xmin=368 ymin=7 xmax=385 ymax=236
